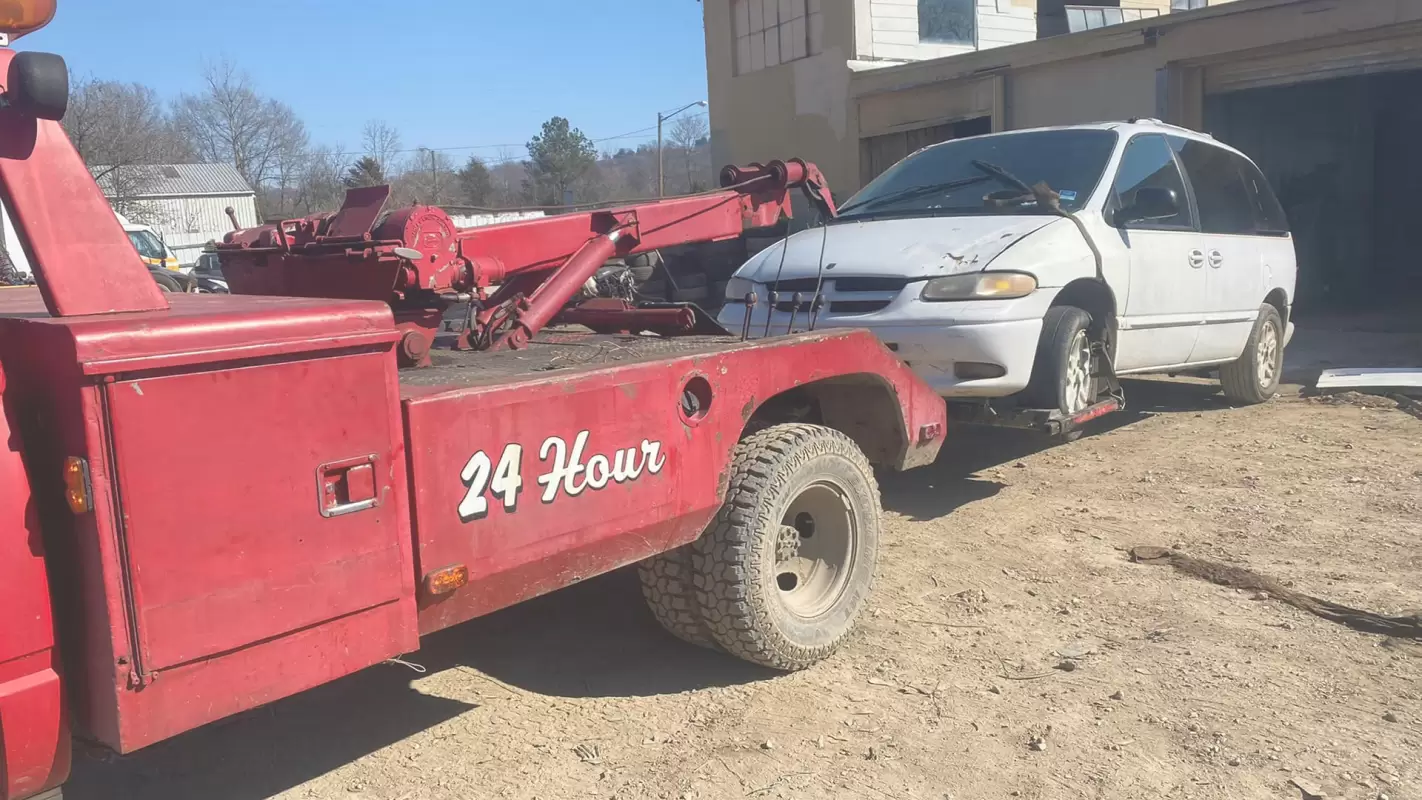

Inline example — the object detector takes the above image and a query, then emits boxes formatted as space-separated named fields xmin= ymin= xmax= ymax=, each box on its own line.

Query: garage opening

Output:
xmin=859 ymin=116 xmax=992 ymax=187
xmin=1205 ymin=68 xmax=1422 ymax=314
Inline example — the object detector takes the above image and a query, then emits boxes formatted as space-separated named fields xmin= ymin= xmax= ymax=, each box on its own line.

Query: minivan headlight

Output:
xmin=920 ymin=272 xmax=1037 ymax=301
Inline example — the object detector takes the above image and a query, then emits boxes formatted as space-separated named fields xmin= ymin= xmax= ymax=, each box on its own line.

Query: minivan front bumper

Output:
xmin=869 ymin=317 xmax=1043 ymax=396
xmin=717 ymin=289 xmax=1056 ymax=398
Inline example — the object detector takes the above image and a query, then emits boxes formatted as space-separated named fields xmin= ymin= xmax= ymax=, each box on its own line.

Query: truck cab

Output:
xmin=115 ymin=212 xmax=185 ymax=273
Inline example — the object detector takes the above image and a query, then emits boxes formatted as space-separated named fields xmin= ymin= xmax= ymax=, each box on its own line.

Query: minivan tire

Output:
xmin=1022 ymin=305 xmax=1095 ymax=415
xmin=1220 ymin=304 xmax=1283 ymax=405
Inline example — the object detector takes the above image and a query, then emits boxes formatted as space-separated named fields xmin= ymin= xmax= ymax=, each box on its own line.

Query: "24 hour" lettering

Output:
xmin=458 ymin=431 xmax=666 ymax=522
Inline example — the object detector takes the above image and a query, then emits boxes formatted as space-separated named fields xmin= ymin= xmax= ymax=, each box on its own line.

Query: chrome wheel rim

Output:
xmin=1256 ymin=321 xmax=1280 ymax=388
xmin=775 ymin=480 xmax=855 ymax=619
xmin=1063 ymin=330 xmax=1093 ymax=414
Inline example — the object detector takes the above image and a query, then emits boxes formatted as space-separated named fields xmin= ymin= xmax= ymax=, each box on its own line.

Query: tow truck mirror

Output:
xmin=6 ymin=51 xmax=69 ymax=120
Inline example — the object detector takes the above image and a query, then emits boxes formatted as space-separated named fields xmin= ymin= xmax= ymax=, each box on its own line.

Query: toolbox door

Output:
xmin=97 ymin=350 xmax=418 ymax=750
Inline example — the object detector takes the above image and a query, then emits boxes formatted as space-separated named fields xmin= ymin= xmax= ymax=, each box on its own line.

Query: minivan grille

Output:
xmin=762 ymin=276 xmax=909 ymax=316
xmin=770 ymin=276 xmax=910 ymax=293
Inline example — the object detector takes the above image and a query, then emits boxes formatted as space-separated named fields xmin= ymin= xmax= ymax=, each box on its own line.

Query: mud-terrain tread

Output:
xmin=690 ymin=423 xmax=880 ymax=671
xmin=637 ymin=545 xmax=719 ymax=649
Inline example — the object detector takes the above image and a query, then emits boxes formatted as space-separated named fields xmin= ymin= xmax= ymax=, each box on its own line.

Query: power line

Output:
xmin=317 ymin=117 xmax=704 ymax=162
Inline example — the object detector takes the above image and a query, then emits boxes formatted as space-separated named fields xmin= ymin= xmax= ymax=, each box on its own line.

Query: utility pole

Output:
xmin=657 ymin=100 xmax=707 ymax=197
xmin=420 ymin=147 xmax=439 ymax=204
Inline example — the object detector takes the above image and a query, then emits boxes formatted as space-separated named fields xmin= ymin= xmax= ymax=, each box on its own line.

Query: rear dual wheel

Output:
xmin=151 ymin=272 xmax=182 ymax=293
xmin=636 ymin=424 xmax=880 ymax=671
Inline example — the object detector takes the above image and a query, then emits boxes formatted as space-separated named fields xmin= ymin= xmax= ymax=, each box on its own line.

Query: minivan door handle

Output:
xmin=1208 ymin=249 xmax=1224 ymax=268
xmin=1188 ymin=249 xmax=1206 ymax=269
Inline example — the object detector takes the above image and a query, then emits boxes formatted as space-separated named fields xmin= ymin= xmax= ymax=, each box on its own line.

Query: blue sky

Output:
xmin=21 ymin=0 xmax=711 ymax=163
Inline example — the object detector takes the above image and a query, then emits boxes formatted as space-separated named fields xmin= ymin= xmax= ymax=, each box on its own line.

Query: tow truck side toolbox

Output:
xmin=105 ymin=355 xmax=409 ymax=670
xmin=0 ymin=296 xmax=419 ymax=753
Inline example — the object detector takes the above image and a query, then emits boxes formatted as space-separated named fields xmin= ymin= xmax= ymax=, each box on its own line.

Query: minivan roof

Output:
xmin=932 ymin=119 xmax=1249 ymax=159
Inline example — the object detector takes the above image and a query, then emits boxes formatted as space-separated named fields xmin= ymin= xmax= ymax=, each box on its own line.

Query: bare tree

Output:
xmin=63 ymin=75 xmax=192 ymax=223
xmin=394 ymin=148 xmax=458 ymax=206
xmin=293 ymin=146 xmax=351 ymax=216
xmin=173 ymin=60 xmax=309 ymax=211
xmin=669 ymin=114 xmax=710 ymax=194
xmin=362 ymin=120 xmax=403 ymax=176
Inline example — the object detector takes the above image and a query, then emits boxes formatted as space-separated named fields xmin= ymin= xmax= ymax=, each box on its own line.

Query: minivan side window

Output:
xmin=1236 ymin=156 xmax=1290 ymax=236
xmin=1110 ymin=134 xmax=1193 ymax=229
xmin=1170 ymin=138 xmax=1256 ymax=235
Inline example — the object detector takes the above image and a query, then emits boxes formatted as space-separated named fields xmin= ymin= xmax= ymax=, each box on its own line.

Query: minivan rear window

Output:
xmin=1171 ymin=138 xmax=1257 ymax=236
xmin=1236 ymin=157 xmax=1290 ymax=236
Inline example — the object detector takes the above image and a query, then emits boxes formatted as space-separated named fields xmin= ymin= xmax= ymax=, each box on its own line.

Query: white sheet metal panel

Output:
xmin=1317 ymin=368 xmax=1422 ymax=390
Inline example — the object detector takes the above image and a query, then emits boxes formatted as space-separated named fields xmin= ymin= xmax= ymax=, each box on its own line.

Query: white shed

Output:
xmin=92 ymin=163 xmax=260 ymax=265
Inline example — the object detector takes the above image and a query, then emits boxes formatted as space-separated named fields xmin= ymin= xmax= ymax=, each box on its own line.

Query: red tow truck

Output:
xmin=0 ymin=7 xmax=945 ymax=799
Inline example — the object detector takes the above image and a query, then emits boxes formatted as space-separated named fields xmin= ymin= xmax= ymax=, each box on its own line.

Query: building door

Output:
xmin=859 ymin=117 xmax=991 ymax=187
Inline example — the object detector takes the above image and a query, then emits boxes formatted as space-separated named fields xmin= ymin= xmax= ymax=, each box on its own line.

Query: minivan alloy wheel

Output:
xmin=1256 ymin=321 xmax=1279 ymax=389
xmin=1064 ymin=330 xmax=1093 ymax=414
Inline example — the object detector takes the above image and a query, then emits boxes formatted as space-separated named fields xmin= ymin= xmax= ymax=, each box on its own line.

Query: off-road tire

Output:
xmin=1021 ymin=305 xmax=1095 ymax=414
xmin=674 ymin=272 xmax=709 ymax=290
xmin=672 ymin=286 xmax=710 ymax=302
xmin=691 ymin=424 xmax=880 ymax=671
xmin=151 ymin=272 xmax=181 ymax=293
xmin=626 ymin=251 xmax=662 ymax=283
xmin=1220 ymin=304 xmax=1283 ymax=405
xmin=637 ymin=545 xmax=718 ymax=650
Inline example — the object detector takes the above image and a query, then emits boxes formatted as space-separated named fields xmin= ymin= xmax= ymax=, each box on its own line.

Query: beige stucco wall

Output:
xmin=711 ymin=0 xmax=1422 ymax=197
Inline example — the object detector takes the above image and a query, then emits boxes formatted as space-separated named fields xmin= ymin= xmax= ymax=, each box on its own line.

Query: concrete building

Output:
xmin=705 ymin=0 xmax=1246 ymax=195
xmin=93 ymin=163 xmax=260 ymax=265
xmin=704 ymin=0 xmax=1422 ymax=309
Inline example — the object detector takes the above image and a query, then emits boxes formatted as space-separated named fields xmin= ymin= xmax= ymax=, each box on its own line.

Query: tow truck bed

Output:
xmin=401 ymin=330 xmax=742 ymax=390
xmin=0 ymin=290 xmax=944 ymax=758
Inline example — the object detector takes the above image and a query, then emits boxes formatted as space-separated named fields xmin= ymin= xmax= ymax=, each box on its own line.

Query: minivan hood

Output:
xmin=742 ymin=215 xmax=1058 ymax=282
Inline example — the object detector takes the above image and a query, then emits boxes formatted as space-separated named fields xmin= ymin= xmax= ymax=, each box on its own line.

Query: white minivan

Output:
xmin=717 ymin=120 xmax=1297 ymax=414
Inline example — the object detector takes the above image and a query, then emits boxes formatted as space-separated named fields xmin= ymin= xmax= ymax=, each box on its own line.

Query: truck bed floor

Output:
xmin=398 ymin=329 xmax=745 ymax=392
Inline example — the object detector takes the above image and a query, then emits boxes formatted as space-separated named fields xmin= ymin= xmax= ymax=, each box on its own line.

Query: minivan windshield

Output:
xmin=837 ymin=129 xmax=1119 ymax=220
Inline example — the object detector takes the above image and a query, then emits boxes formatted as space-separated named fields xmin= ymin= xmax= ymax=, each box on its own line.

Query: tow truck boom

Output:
xmin=217 ymin=160 xmax=837 ymax=365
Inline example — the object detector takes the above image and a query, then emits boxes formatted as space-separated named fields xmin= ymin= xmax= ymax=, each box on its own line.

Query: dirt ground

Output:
xmin=67 ymin=326 xmax=1421 ymax=800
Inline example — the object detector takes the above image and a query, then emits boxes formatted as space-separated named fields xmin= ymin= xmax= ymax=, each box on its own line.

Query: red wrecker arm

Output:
xmin=217 ymin=160 xmax=837 ymax=365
